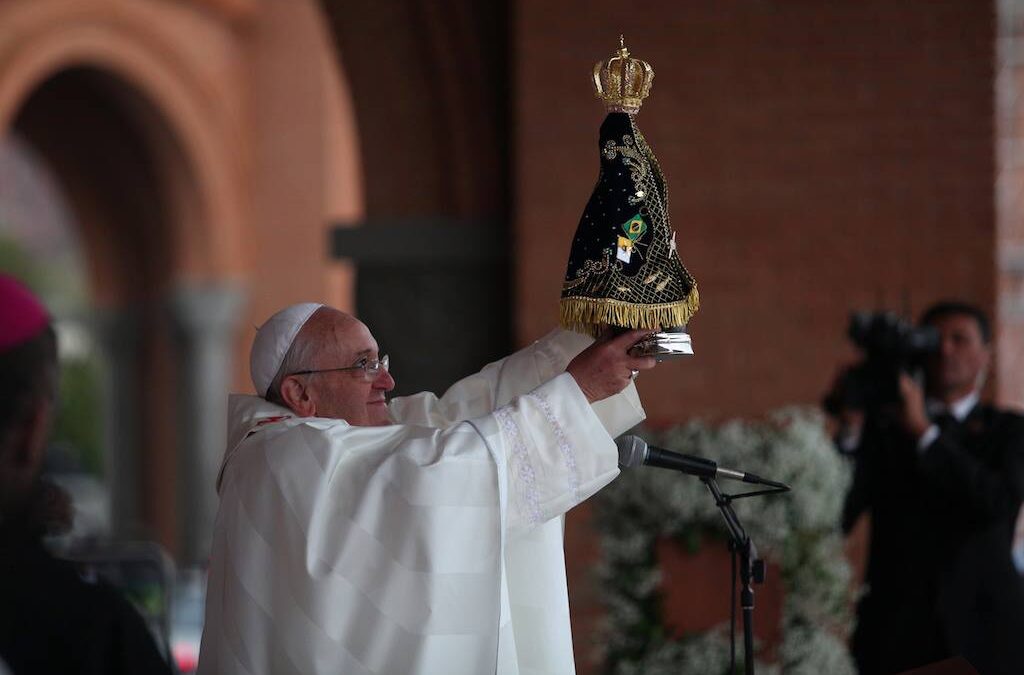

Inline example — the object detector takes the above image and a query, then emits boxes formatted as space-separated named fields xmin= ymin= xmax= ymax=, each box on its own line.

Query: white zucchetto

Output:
xmin=250 ymin=302 xmax=323 ymax=397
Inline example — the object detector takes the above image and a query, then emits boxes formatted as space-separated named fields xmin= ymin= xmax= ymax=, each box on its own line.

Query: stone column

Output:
xmin=90 ymin=307 xmax=142 ymax=538
xmin=168 ymin=284 xmax=245 ymax=564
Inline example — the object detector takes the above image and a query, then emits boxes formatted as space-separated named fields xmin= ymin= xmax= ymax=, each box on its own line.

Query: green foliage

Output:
xmin=0 ymin=232 xmax=46 ymax=291
xmin=53 ymin=357 xmax=104 ymax=475
xmin=0 ymin=232 xmax=86 ymax=310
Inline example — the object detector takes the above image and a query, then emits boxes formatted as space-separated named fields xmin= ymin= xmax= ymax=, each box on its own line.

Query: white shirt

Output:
xmin=917 ymin=390 xmax=980 ymax=452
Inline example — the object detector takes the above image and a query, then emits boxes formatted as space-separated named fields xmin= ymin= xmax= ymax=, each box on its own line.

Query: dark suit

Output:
xmin=844 ymin=404 xmax=1024 ymax=675
xmin=0 ymin=525 xmax=172 ymax=675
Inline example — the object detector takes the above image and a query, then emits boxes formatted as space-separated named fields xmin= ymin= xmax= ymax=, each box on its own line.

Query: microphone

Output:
xmin=616 ymin=435 xmax=789 ymax=489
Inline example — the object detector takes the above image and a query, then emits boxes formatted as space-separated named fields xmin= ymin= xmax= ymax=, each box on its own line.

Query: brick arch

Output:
xmin=0 ymin=0 xmax=368 ymax=558
xmin=0 ymin=0 xmax=255 ymax=554
xmin=0 ymin=0 xmax=248 ymax=285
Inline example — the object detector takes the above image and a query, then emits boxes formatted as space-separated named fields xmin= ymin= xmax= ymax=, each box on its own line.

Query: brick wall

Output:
xmin=515 ymin=0 xmax=996 ymax=424
xmin=996 ymin=0 xmax=1024 ymax=409
xmin=514 ymin=2 xmax=996 ymax=671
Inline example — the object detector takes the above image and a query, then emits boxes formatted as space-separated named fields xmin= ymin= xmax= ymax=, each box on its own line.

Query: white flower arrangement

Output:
xmin=594 ymin=407 xmax=856 ymax=675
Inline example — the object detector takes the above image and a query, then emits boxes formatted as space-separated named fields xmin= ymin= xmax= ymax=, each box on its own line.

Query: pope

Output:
xmin=197 ymin=302 xmax=658 ymax=675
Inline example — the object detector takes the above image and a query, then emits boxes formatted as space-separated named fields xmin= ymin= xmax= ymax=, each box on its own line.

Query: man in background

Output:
xmin=842 ymin=301 xmax=1024 ymax=674
xmin=0 ymin=273 xmax=170 ymax=675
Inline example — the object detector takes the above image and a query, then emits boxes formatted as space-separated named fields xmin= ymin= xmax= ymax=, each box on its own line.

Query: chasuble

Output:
xmin=197 ymin=330 xmax=644 ymax=675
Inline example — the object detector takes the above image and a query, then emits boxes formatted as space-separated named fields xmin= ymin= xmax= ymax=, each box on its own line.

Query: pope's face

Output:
xmin=301 ymin=315 xmax=396 ymax=426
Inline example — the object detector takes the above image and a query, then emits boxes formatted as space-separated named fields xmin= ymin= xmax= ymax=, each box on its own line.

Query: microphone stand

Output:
xmin=699 ymin=477 xmax=788 ymax=675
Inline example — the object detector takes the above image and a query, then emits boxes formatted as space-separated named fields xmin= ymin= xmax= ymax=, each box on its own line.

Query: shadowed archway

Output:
xmin=7 ymin=65 xmax=242 ymax=563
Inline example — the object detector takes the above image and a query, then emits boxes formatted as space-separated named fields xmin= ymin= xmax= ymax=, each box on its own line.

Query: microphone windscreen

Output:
xmin=615 ymin=435 xmax=647 ymax=468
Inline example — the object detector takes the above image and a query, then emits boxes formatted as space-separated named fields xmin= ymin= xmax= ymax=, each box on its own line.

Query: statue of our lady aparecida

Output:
xmin=560 ymin=37 xmax=699 ymax=359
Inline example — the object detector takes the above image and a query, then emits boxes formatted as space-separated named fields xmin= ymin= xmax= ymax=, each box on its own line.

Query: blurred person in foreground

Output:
xmin=0 ymin=274 xmax=170 ymax=675
xmin=840 ymin=301 xmax=1024 ymax=675
xmin=197 ymin=303 xmax=657 ymax=675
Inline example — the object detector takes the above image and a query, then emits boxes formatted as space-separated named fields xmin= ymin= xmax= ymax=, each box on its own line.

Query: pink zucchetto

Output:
xmin=0 ymin=273 xmax=49 ymax=353
xmin=250 ymin=302 xmax=324 ymax=398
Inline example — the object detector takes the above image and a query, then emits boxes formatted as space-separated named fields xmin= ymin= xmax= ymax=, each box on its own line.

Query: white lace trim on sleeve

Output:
xmin=527 ymin=391 xmax=581 ymax=504
xmin=495 ymin=406 xmax=543 ymax=525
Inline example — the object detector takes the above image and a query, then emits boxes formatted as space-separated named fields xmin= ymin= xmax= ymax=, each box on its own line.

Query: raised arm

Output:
xmin=389 ymin=328 xmax=648 ymax=434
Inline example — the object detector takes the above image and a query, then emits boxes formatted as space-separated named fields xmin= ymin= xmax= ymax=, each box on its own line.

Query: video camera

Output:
xmin=823 ymin=311 xmax=940 ymax=414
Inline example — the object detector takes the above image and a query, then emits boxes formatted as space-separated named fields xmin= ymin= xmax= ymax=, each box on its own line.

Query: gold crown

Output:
xmin=592 ymin=36 xmax=654 ymax=114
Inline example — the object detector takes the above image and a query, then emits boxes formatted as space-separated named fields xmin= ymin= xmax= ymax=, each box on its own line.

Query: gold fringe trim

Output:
xmin=559 ymin=287 xmax=700 ymax=338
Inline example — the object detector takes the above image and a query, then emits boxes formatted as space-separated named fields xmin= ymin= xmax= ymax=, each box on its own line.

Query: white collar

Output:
xmin=926 ymin=390 xmax=979 ymax=422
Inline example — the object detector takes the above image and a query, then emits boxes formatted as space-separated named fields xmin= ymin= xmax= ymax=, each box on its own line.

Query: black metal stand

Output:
xmin=700 ymin=477 xmax=788 ymax=675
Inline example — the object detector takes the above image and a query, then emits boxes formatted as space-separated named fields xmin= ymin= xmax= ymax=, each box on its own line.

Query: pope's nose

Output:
xmin=374 ymin=367 xmax=396 ymax=391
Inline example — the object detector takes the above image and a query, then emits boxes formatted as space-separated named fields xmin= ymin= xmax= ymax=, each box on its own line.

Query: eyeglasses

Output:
xmin=290 ymin=354 xmax=389 ymax=381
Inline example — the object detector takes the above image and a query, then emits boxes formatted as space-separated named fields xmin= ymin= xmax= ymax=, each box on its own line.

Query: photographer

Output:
xmin=837 ymin=302 xmax=1024 ymax=675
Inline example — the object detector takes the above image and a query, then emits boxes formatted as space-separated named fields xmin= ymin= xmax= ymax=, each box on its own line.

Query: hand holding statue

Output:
xmin=567 ymin=329 xmax=657 ymax=403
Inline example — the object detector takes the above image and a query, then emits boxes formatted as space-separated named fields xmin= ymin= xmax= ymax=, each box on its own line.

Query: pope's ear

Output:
xmin=279 ymin=376 xmax=314 ymax=416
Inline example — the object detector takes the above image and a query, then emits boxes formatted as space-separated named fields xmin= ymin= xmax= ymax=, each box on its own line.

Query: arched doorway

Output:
xmin=2 ymin=64 xmax=243 ymax=564
xmin=0 ymin=0 xmax=369 ymax=568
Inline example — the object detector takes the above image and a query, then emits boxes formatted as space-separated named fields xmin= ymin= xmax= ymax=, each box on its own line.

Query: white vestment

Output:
xmin=197 ymin=330 xmax=645 ymax=675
